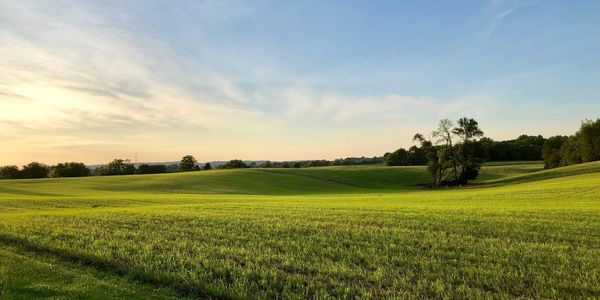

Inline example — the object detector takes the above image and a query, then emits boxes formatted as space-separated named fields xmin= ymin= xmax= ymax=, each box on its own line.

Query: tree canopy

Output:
xmin=178 ymin=155 xmax=198 ymax=172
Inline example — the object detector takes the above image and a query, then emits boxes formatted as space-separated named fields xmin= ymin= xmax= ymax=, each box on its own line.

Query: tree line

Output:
xmin=542 ymin=118 xmax=600 ymax=169
xmin=0 ymin=155 xmax=383 ymax=180
xmin=3 ymin=118 xmax=597 ymax=182
xmin=384 ymin=134 xmax=545 ymax=166
xmin=384 ymin=117 xmax=600 ymax=187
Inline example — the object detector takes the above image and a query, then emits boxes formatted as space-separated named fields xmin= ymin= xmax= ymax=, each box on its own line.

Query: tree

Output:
xmin=0 ymin=165 xmax=20 ymax=179
xmin=579 ymin=118 xmax=600 ymax=162
xmin=432 ymin=118 xmax=456 ymax=184
xmin=542 ymin=136 xmax=567 ymax=169
xmin=413 ymin=133 xmax=444 ymax=188
xmin=20 ymin=162 xmax=49 ymax=178
xmin=292 ymin=162 xmax=302 ymax=168
xmin=260 ymin=161 xmax=273 ymax=168
xmin=94 ymin=159 xmax=135 ymax=176
xmin=203 ymin=163 xmax=212 ymax=170
xmin=136 ymin=164 xmax=167 ymax=174
xmin=178 ymin=155 xmax=198 ymax=172
xmin=407 ymin=146 xmax=427 ymax=165
xmin=452 ymin=117 xmax=484 ymax=184
xmin=559 ymin=135 xmax=582 ymax=166
xmin=49 ymin=162 xmax=90 ymax=178
xmin=222 ymin=159 xmax=248 ymax=169
xmin=414 ymin=118 xmax=485 ymax=187
xmin=384 ymin=148 xmax=409 ymax=166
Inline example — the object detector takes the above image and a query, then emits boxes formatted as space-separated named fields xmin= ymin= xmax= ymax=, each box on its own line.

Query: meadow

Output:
xmin=1 ymin=162 xmax=599 ymax=299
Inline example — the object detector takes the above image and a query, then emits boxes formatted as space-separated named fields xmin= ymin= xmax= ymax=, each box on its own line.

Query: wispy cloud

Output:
xmin=483 ymin=0 xmax=536 ymax=40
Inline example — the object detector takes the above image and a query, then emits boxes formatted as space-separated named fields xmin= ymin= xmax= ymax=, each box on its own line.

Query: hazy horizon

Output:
xmin=2 ymin=0 xmax=599 ymax=165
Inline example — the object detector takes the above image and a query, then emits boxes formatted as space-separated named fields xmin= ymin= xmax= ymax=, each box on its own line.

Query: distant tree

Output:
xmin=248 ymin=162 xmax=257 ymax=168
xmin=222 ymin=159 xmax=248 ymax=169
xmin=203 ymin=163 xmax=212 ymax=170
xmin=452 ymin=117 xmax=484 ymax=184
xmin=94 ymin=159 xmax=135 ymax=176
xmin=49 ymin=162 xmax=90 ymax=178
xmin=0 ymin=165 xmax=20 ymax=179
xmin=136 ymin=164 xmax=167 ymax=174
xmin=281 ymin=162 xmax=290 ymax=168
xmin=413 ymin=133 xmax=443 ymax=188
xmin=260 ymin=161 xmax=273 ymax=168
xmin=178 ymin=155 xmax=198 ymax=172
xmin=432 ymin=118 xmax=456 ymax=183
xmin=292 ymin=162 xmax=302 ymax=168
xmin=559 ymin=135 xmax=582 ymax=166
xmin=579 ymin=118 xmax=600 ymax=162
xmin=543 ymin=118 xmax=600 ymax=169
xmin=407 ymin=145 xmax=427 ymax=165
xmin=165 ymin=164 xmax=179 ymax=173
xmin=20 ymin=162 xmax=49 ymax=178
xmin=542 ymin=136 xmax=568 ymax=169
xmin=384 ymin=148 xmax=409 ymax=166
xmin=413 ymin=117 xmax=485 ymax=187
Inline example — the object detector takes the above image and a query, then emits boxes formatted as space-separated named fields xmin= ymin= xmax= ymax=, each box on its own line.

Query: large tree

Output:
xmin=432 ymin=118 xmax=456 ymax=184
xmin=20 ymin=162 xmax=49 ymax=178
xmin=0 ymin=165 xmax=20 ymax=179
xmin=178 ymin=155 xmax=198 ymax=172
xmin=222 ymin=159 xmax=248 ymax=169
xmin=542 ymin=136 xmax=568 ymax=169
xmin=414 ymin=117 xmax=485 ymax=187
xmin=95 ymin=159 xmax=135 ymax=176
xmin=452 ymin=118 xmax=484 ymax=184
xmin=49 ymin=162 xmax=90 ymax=178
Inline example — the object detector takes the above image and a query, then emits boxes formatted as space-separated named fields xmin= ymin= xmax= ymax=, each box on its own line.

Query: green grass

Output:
xmin=1 ymin=162 xmax=599 ymax=298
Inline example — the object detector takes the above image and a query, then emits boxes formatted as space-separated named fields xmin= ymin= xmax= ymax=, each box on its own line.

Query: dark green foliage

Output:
xmin=292 ymin=162 xmax=302 ymax=168
xmin=178 ymin=155 xmax=198 ymax=172
xmin=222 ymin=159 xmax=248 ymax=169
xmin=260 ymin=161 xmax=272 ymax=168
xmin=407 ymin=146 xmax=427 ymax=165
xmin=20 ymin=162 xmax=49 ymax=179
xmin=281 ymin=162 xmax=290 ymax=168
xmin=542 ymin=118 xmax=600 ymax=169
xmin=559 ymin=135 xmax=582 ymax=166
xmin=542 ymin=136 xmax=568 ymax=169
xmin=203 ymin=163 xmax=212 ymax=170
xmin=384 ymin=148 xmax=409 ymax=166
xmin=0 ymin=166 xmax=20 ymax=179
xmin=453 ymin=118 xmax=485 ymax=185
xmin=49 ymin=162 xmax=90 ymax=178
xmin=579 ymin=119 xmax=600 ymax=162
xmin=94 ymin=159 xmax=135 ymax=176
xmin=165 ymin=164 xmax=179 ymax=173
xmin=330 ymin=157 xmax=383 ymax=166
xmin=414 ymin=117 xmax=485 ymax=187
xmin=481 ymin=135 xmax=545 ymax=161
xmin=136 ymin=164 xmax=167 ymax=174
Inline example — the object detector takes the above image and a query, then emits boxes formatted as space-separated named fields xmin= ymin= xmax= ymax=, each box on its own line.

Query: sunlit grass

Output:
xmin=1 ymin=162 xmax=599 ymax=298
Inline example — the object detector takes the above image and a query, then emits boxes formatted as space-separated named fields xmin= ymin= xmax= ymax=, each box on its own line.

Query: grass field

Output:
xmin=1 ymin=162 xmax=599 ymax=298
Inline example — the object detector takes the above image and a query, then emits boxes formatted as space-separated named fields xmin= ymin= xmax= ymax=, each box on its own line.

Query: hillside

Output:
xmin=3 ymin=161 xmax=599 ymax=198
xmin=0 ymin=165 xmax=430 ymax=197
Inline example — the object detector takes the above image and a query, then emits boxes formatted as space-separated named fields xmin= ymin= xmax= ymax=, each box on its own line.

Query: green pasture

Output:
xmin=1 ymin=162 xmax=599 ymax=298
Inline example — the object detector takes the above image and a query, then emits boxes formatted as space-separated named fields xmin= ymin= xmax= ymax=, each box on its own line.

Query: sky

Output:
xmin=1 ymin=0 xmax=599 ymax=165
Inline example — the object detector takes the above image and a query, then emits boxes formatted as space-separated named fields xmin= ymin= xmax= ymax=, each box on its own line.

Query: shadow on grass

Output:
xmin=0 ymin=233 xmax=230 ymax=300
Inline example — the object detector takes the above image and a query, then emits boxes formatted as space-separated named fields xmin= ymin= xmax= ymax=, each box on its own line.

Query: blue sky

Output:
xmin=1 ymin=0 xmax=599 ymax=164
